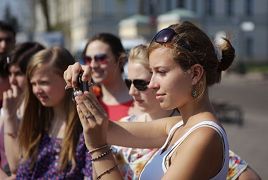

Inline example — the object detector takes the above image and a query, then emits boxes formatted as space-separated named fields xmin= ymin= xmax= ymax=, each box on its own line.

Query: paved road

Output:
xmin=210 ymin=73 xmax=268 ymax=179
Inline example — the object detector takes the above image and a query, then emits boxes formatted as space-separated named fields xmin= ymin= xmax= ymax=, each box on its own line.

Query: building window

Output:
xmin=246 ymin=37 xmax=253 ymax=57
xmin=166 ymin=0 xmax=172 ymax=11
xmin=205 ymin=0 xmax=214 ymax=16
xmin=176 ymin=0 xmax=185 ymax=8
xmin=226 ymin=0 xmax=234 ymax=16
xmin=192 ymin=0 xmax=197 ymax=12
xmin=245 ymin=0 xmax=253 ymax=16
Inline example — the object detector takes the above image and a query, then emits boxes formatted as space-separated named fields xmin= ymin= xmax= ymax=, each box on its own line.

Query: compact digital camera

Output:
xmin=77 ymin=73 xmax=90 ymax=92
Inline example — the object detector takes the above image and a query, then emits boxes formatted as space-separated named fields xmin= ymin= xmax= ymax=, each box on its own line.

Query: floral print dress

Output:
xmin=227 ymin=150 xmax=248 ymax=180
xmin=112 ymin=115 xmax=157 ymax=180
xmin=16 ymin=133 xmax=92 ymax=180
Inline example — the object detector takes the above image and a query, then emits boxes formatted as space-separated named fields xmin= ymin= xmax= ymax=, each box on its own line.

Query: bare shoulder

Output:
xmin=163 ymin=125 xmax=225 ymax=179
xmin=186 ymin=126 xmax=225 ymax=155
xmin=163 ymin=115 xmax=182 ymax=134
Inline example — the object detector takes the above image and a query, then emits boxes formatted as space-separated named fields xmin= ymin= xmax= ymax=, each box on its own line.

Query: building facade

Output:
xmin=1 ymin=0 xmax=267 ymax=62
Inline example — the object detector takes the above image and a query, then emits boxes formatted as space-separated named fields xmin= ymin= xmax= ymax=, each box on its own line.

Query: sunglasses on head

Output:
xmin=151 ymin=27 xmax=192 ymax=51
xmin=125 ymin=79 xmax=150 ymax=91
xmin=84 ymin=53 xmax=108 ymax=64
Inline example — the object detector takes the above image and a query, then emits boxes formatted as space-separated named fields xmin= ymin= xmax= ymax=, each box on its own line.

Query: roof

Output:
xmin=119 ymin=14 xmax=150 ymax=26
xmin=158 ymin=8 xmax=197 ymax=22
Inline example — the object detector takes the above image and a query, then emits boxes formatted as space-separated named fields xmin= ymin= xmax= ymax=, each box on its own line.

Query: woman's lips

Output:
xmin=155 ymin=93 xmax=165 ymax=100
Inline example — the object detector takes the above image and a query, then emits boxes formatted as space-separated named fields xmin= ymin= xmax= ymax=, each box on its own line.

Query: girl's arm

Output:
xmin=107 ymin=116 xmax=180 ymax=148
xmin=3 ymin=115 xmax=20 ymax=174
xmin=2 ymin=87 xmax=21 ymax=174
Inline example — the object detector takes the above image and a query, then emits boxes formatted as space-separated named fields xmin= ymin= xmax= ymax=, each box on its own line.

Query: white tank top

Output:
xmin=139 ymin=121 xmax=229 ymax=180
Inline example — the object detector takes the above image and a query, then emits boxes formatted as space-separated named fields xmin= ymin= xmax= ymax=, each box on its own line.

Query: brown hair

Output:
xmin=19 ymin=47 xmax=82 ymax=170
xmin=148 ymin=21 xmax=235 ymax=86
xmin=8 ymin=42 xmax=45 ymax=74
xmin=81 ymin=33 xmax=127 ymax=72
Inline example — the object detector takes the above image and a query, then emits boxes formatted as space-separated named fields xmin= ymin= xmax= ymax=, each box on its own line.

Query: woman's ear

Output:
xmin=190 ymin=64 xmax=204 ymax=85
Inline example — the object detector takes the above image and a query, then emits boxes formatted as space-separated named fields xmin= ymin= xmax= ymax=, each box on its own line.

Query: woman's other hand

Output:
xmin=2 ymin=84 xmax=21 ymax=118
xmin=75 ymin=90 xmax=109 ymax=150
xmin=63 ymin=62 xmax=92 ymax=89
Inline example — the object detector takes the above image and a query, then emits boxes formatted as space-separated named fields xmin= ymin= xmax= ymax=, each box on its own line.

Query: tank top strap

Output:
xmin=162 ymin=121 xmax=228 ymax=173
xmin=160 ymin=121 xmax=184 ymax=150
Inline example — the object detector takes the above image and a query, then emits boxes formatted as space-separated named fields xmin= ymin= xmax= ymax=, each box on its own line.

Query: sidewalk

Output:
xmin=221 ymin=72 xmax=268 ymax=83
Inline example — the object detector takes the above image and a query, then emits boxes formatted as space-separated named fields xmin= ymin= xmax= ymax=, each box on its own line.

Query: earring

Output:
xmin=191 ymin=88 xmax=198 ymax=98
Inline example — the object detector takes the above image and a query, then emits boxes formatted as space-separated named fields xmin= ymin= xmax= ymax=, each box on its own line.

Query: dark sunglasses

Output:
xmin=84 ymin=53 xmax=108 ymax=64
xmin=125 ymin=79 xmax=150 ymax=91
xmin=151 ymin=27 xmax=192 ymax=51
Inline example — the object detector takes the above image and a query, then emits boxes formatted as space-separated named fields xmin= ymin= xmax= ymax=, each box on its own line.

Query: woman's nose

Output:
xmin=128 ymin=84 xmax=138 ymax=96
xmin=9 ymin=74 xmax=17 ymax=85
xmin=89 ymin=59 xmax=99 ymax=68
xmin=33 ymin=84 xmax=42 ymax=94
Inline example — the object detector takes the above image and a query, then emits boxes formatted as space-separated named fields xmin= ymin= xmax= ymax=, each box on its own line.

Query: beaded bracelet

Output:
xmin=90 ymin=148 xmax=112 ymax=162
xmin=96 ymin=164 xmax=118 ymax=180
xmin=88 ymin=144 xmax=109 ymax=154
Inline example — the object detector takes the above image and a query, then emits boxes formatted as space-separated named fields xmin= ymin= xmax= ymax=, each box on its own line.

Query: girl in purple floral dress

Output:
xmin=4 ymin=47 xmax=92 ymax=179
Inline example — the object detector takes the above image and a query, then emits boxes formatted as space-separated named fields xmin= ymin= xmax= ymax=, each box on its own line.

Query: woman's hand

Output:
xmin=64 ymin=62 xmax=92 ymax=89
xmin=2 ymin=85 xmax=21 ymax=119
xmin=63 ymin=62 xmax=109 ymax=150
xmin=75 ymin=91 xmax=109 ymax=150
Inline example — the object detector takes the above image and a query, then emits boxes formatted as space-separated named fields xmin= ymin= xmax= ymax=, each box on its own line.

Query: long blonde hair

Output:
xmin=19 ymin=47 xmax=82 ymax=170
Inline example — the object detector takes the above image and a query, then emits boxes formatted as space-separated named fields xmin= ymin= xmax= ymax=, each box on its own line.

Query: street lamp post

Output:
xmin=240 ymin=21 xmax=255 ymax=62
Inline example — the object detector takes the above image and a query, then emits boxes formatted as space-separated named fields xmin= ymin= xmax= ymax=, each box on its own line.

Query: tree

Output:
xmin=39 ymin=0 xmax=52 ymax=31
xmin=4 ymin=5 xmax=19 ymax=32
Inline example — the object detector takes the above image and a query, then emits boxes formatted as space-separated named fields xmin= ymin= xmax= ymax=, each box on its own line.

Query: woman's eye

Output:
xmin=157 ymin=70 xmax=166 ymax=74
xmin=39 ymin=81 xmax=49 ymax=85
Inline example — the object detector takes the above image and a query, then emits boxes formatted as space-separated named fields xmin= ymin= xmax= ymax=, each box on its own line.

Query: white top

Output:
xmin=139 ymin=120 xmax=229 ymax=180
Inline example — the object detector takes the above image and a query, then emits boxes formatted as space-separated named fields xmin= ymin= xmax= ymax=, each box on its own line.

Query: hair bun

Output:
xmin=218 ymin=38 xmax=235 ymax=71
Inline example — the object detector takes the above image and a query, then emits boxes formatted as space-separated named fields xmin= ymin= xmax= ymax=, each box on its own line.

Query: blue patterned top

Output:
xmin=16 ymin=133 xmax=92 ymax=180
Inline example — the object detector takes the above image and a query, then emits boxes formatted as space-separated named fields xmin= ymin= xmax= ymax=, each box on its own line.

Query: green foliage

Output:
xmin=247 ymin=63 xmax=268 ymax=73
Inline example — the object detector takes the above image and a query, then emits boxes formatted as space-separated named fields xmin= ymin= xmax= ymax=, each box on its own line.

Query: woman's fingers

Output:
xmin=81 ymin=65 xmax=92 ymax=82
xmin=77 ymin=105 xmax=92 ymax=130
xmin=76 ymin=94 xmax=96 ymax=127
xmin=64 ymin=65 xmax=73 ymax=88
xmin=75 ymin=91 xmax=107 ymax=128
xmin=84 ymin=92 xmax=107 ymax=122
xmin=64 ymin=62 xmax=81 ymax=88
xmin=64 ymin=63 xmax=92 ymax=89
xmin=75 ymin=92 xmax=108 ymax=148
xmin=71 ymin=62 xmax=82 ymax=88
xmin=2 ymin=87 xmax=20 ymax=115
xmin=10 ymin=85 xmax=18 ymax=97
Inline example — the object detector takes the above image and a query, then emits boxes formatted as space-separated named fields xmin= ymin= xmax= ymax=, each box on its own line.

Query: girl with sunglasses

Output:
xmin=65 ymin=21 xmax=240 ymax=179
xmin=81 ymin=33 xmax=135 ymax=121
xmin=113 ymin=44 xmax=178 ymax=179
xmin=118 ymin=45 xmax=260 ymax=180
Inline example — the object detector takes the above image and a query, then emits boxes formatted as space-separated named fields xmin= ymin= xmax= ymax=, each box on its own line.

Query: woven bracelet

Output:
xmin=96 ymin=164 xmax=118 ymax=180
xmin=91 ymin=148 xmax=112 ymax=162
xmin=88 ymin=144 xmax=109 ymax=154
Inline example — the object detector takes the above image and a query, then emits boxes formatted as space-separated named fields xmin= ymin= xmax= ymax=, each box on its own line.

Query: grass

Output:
xmin=247 ymin=64 xmax=268 ymax=73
